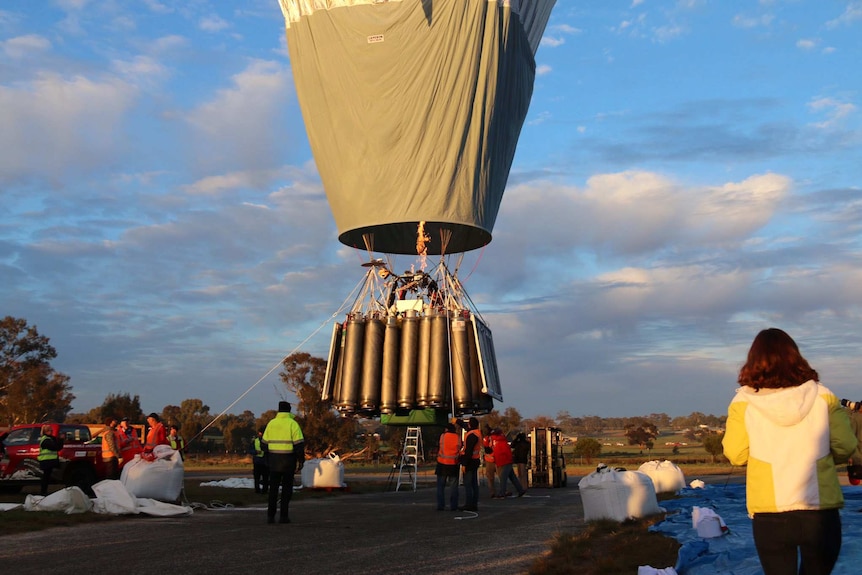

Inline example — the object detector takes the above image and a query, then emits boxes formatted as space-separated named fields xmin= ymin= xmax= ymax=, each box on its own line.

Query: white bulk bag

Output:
xmin=578 ymin=468 xmax=662 ymax=522
xmin=121 ymin=449 xmax=184 ymax=502
xmin=301 ymin=453 xmax=345 ymax=488
xmin=638 ymin=460 xmax=686 ymax=494
xmin=24 ymin=486 xmax=93 ymax=514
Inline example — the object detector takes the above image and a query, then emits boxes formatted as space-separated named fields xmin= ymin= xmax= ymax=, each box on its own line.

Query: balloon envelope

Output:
xmin=278 ymin=0 xmax=556 ymax=255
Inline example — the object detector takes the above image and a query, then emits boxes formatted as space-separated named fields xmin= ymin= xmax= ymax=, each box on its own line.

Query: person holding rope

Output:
xmin=723 ymin=328 xmax=856 ymax=575
xmin=263 ymin=401 xmax=304 ymax=524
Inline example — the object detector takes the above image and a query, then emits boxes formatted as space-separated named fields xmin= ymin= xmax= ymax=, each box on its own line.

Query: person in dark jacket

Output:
xmin=458 ymin=417 xmax=481 ymax=512
xmin=250 ymin=427 xmax=269 ymax=494
xmin=38 ymin=424 xmax=63 ymax=496
xmin=511 ymin=432 xmax=530 ymax=488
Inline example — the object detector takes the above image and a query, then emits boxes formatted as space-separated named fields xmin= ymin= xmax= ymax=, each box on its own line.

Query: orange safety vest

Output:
xmin=101 ymin=429 xmax=121 ymax=459
xmin=483 ymin=435 xmax=495 ymax=464
xmin=436 ymin=432 xmax=462 ymax=465
xmin=461 ymin=429 xmax=482 ymax=460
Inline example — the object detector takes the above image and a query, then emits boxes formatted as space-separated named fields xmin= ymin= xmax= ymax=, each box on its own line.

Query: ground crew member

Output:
xmin=168 ymin=425 xmax=185 ymax=460
xmin=117 ymin=416 xmax=142 ymax=461
xmin=482 ymin=424 xmax=497 ymax=498
xmin=144 ymin=413 xmax=168 ymax=453
xmin=458 ymin=417 xmax=481 ymax=512
xmin=38 ymin=424 xmax=63 ymax=496
xmin=250 ymin=427 xmax=269 ymax=494
xmin=263 ymin=401 xmax=304 ymax=524
xmin=435 ymin=422 xmax=461 ymax=511
xmin=101 ymin=417 xmax=122 ymax=479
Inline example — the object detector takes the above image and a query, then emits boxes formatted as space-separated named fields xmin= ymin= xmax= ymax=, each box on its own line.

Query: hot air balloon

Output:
xmin=277 ymin=0 xmax=556 ymax=418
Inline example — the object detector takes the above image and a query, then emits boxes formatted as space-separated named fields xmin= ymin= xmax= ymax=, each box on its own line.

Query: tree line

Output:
xmin=2 ymin=316 xmax=728 ymax=459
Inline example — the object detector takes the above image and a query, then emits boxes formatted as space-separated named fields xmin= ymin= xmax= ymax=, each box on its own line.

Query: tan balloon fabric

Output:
xmin=279 ymin=0 xmax=556 ymax=254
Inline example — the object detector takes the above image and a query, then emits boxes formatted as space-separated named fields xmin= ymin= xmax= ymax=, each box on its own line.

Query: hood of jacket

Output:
xmin=736 ymin=379 xmax=819 ymax=427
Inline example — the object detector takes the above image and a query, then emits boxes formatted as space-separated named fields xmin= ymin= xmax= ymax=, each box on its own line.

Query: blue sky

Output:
xmin=2 ymin=0 xmax=861 ymax=421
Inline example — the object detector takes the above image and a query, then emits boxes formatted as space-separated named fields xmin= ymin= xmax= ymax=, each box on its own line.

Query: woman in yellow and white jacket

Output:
xmin=723 ymin=328 xmax=856 ymax=575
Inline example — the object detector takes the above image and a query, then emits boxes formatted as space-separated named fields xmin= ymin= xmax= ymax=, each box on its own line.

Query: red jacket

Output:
xmin=144 ymin=422 xmax=168 ymax=451
xmin=491 ymin=433 xmax=513 ymax=466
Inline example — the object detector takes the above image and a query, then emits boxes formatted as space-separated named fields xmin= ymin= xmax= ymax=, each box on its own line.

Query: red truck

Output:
xmin=0 ymin=422 xmax=141 ymax=494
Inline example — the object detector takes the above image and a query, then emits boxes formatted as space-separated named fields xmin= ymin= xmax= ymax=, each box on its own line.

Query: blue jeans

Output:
xmin=436 ymin=474 xmax=459 ymax=510
xmin=496 ymin=463 xmax=524 ymax=497
xmin=463 ymin=465 xmax=479 ymax=509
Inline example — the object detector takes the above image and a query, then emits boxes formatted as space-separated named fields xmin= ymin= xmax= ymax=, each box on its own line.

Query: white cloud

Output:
xmin=111 ymin=55 xmax=169 ymax=85
xmin=0 ymin=72 xmax=137 ymax=182
xmin=200 ymin=15 xmax=230 ymax=33
xmin=732 ymin=13 xmax=774 ymax=28
xmin=185 ymin=59 xmax=294 ymax=174
xmin=536 ymin=64 xmax=552 ymax=76
xmin=2 ymin=34 xmax=51 ymax=58
xmin=541 ymin=36 xmax=565 ymax=48
xmin=796 ymin=38 xmax=817 ymax=50
xmin=142 ymin=0 xmax=173 ymax=14
xmin=826 ymin=1 xmax=862 ymax=28
xmin=808 ymin=97 xmax=857 ymax=129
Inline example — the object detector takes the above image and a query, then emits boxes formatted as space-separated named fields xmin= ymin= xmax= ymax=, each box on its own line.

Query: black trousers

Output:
xmin=267 ymin=454 xmax=297 ymax=520
xmin=253 ymin=462 xmax=269 ymax=493
xmin=39 ymin=459 xmax=59 ymax=496
xmin=105 ymin=457 xmax=119 ymax=480
xmin=752 ymin=508 xmax=842 ymax=575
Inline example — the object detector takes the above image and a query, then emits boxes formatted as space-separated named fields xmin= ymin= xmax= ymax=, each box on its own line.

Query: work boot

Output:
xmin=267 ymin=516 xmax=275 ymax=524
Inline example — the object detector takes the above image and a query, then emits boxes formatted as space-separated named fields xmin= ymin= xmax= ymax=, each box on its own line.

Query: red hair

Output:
xmin=738 ymin=328 xmax=818 ymax=390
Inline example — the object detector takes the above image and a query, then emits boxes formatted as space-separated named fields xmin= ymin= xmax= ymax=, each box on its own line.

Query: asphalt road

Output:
xmin=0 ymin=474 xmax=585 ymax=575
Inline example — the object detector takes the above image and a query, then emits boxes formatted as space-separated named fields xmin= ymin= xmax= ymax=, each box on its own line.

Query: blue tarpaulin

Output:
xmin=650 ymin=482 xmax=862 ymax=574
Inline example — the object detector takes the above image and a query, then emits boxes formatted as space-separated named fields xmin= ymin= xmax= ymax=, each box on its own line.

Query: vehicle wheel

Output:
xmin=65 ymin=464 xmax=97 ymax=496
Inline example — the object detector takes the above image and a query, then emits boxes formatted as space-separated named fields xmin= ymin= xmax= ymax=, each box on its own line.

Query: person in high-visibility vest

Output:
xmin=38 ymin=424 xmax=63 ymax=496
xmin=263 ymin=401 xmax=304 ymax=524
xmin=144 ymin=413 xmax=168 ymax=453
xmin=168 ymin=425 xmax=185 ymax=460
xmin=101 ymin=418 xmax=122 ymax=480
xmin=458 ymin=417 xmax=481 ymax=512
xmin=435 ymin=422 xmax=462 ymax=511
xmin=249 ymin=427 xmax=269 ymax=494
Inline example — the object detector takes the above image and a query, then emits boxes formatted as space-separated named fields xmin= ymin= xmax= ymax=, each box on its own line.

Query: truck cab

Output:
xmin=0 ymin=423 xmax=133 ymax=493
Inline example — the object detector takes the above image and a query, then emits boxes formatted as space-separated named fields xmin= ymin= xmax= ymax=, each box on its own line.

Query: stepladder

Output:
xmin=395 ymin=426 xmax=423 ymax=492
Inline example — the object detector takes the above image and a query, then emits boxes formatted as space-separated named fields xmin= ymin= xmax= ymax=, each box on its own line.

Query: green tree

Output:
xmin=0 ymin=316 xmax=74 ymax=425
xmin=702 ymin=432 xmax=725 ymax=463
xmin=255 ymin=409 xmax=277 ymax=433
xmin=279 ymin=352 xmax=358 ymax=458
xmin=87 ymin=392 xmax=144 ymax=423
xmin=583 ymin=416 xmax=604 ymax=434
xmin=498 ymin=406 xmax=523 ymax=433
xmin=624 ymin=420 xmax=658 ymax=450
xmin=220 ymin=411 xmax=256 ymax=453
xmin=168 ymin=399 xmax=212 ymax=453
xmin=572 ymin=437 xmax=602 ymax=463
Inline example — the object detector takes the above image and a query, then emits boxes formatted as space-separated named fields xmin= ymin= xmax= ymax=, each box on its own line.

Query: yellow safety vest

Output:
xmin=38 ymin=435 xmax=59 ymax=461
xmin=263 ymin=413 xmax=304 ymax=455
